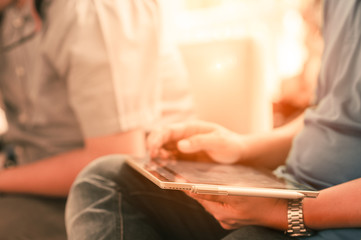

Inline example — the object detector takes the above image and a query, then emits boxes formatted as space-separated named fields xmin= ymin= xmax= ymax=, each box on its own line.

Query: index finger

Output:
xmin=185 ymin=191 xmax=229 ymax=203
xmin=146 ymin=120 xmax=218 ymax=155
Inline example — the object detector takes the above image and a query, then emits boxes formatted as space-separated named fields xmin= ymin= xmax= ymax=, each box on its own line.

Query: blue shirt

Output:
xmin=285 ymin=1 xmax=361 ymax=239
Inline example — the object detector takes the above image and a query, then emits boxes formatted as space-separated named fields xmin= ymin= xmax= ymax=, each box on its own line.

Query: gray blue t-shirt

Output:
xmin=285 ymin=1 xmax=361 ymax=239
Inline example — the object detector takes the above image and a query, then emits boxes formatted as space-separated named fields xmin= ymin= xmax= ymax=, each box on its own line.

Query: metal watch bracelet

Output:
xmin=285 ymin=198 xmax=314 ymax=237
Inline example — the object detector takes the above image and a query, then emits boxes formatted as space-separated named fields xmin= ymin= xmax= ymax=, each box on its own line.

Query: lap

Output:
xmin=67 ymin=155 xmax=296 ymax=240
xmin=68 ymin=154 xmax=228 ymax=240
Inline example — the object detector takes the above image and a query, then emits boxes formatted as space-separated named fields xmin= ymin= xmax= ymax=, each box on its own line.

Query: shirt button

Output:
xmin=15 ymin=67 xmax=25 ymax=77
xmin=12 ymin=18 xmax=24 ymax=28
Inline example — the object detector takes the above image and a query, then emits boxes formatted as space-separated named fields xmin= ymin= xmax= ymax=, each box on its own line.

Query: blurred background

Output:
xmin=0 ymin=0 xmax=323 ymax=135
xmin=160 ymin=0 xmax=323 ymax=133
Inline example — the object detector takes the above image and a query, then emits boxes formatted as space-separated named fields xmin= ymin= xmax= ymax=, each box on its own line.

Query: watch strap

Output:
xmin=285 ymin=198 xmax=314 ymax=237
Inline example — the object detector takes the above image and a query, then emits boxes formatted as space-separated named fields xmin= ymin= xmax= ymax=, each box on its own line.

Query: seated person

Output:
xmin=65 ymin=1 xmax=361 ymax=240
xmin=0 ymin=0 xmax=192 ymax=239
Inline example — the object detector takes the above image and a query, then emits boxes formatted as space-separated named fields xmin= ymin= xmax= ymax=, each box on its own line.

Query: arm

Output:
xmin=303 ymin=177 xmax=361 ymax=230
xmin=240 ymin=113 xmax=304 ymax=169
xmin=0 ymin=129 xmax=145 ymax=197
xmin=189 ymin=177 xmax=361 ymax=231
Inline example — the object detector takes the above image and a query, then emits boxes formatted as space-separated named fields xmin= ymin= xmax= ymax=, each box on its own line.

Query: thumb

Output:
xmin=177 ymin=134 xmax=216 ymax=153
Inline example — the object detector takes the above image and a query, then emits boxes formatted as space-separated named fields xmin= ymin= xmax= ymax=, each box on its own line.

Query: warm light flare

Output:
xmin=277 ymin=9 xmax=306 ymax=79
xmin=159 ymin=0 xmax=306 ymax=133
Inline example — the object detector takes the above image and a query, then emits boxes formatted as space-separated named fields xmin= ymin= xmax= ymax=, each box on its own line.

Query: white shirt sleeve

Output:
xmin=44 ymin=0 xmax=162 ymax=137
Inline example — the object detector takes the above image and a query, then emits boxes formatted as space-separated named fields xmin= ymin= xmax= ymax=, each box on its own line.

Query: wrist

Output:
xmin=236 ymin=134 xmax=261 ymax=164
xmin=260 ymin=198 xmax=288 ymax=230
xmin=303 ymin=195 xmax=324 ymax=230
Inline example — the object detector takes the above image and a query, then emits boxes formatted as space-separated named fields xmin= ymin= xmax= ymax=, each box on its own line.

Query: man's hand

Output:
xmin=188 ymin=193 xmax=288 ymax=230
xmin=147 ymin=120 xmax=246 ymax=164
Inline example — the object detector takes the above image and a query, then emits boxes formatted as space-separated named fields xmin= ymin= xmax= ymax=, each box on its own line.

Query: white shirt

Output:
xmin=0 ymin=0 xmax=192 ymax=164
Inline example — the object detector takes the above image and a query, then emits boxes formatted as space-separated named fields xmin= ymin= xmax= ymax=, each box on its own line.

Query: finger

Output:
xmin=146 ymin=128 xmax=165 ymax=157
xmin=147 ymin=121 xmax=217 ymax=157
xmin=177 ymin=133 xmax=221 ymax=154
xmin=193 ymin=199 xmax=239 ymax=230
xmin=193 ymin=198 xmax=229 ymax=221
xmin=146 ymin=127 xmax=180 ymax=157
xmin=165 ymin=121 xmax=218 ymax=143
xmin=186 ymin=191 xmax=227 ymax=203
xmin=218 ymin=220 xmax=239 ymax=230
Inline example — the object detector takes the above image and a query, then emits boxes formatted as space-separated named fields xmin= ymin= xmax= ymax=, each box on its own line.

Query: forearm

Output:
xmin=0 ymin=129 xmax=145 ymax=197
xmin=241 ymin=114 xmax=304 ymax=169
xmin=0 ymin=148 xmax=96 ymax=197
xmin=303 ymin=178 xmax=361 ymax=230
xmin=259 ymin=178 xmax=361 ymax=233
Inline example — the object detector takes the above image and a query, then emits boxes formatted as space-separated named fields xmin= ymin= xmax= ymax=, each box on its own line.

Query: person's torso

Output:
xmin=286 ymin=0 xmax=361 ymax=190
xmin=285 ymin=1 xmax=361 ymax=239
xmin=0 ymin=2 xmax=83 ymax=164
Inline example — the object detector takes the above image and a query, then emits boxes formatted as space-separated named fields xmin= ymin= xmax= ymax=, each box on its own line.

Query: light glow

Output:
xmin=160 ymin=0 xmax=305 ymax=133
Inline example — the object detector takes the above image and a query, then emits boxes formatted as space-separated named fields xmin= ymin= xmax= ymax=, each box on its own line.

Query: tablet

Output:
xmin=125 ymin=155 xmax=319 ymax=199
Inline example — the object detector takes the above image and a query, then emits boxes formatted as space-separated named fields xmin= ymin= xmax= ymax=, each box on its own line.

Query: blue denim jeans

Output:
xmin=65 ymin=154 xmax=294 ymax=240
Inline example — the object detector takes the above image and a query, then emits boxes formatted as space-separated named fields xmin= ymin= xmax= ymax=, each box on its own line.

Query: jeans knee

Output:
xmin=73 ymin=154 xmax=127 ymax=187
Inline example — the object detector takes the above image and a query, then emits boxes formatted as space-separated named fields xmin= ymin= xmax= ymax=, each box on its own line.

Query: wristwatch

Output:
xmin=285 ymin=198 xmax=314 ymax=237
